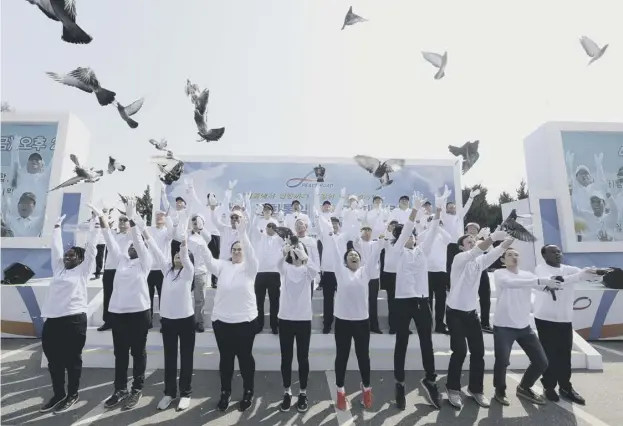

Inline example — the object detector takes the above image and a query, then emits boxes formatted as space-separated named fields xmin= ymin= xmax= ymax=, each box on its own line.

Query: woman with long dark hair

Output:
xmin=197 ymin=214 xmax=259 ymax=412
xmin=39 ymin=214 xmax=98 ymax=414
xmin=143 ymin=223 xmax=196 ymax=411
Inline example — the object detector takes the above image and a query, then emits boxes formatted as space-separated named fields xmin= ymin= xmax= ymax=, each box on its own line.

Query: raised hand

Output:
xmin=228 ymin=180 xmax=238 ymax=190
xmin=86 ymin=203 xmax=104 ymax=217
xmin=594 ymin=152 xmax=604 ymax=165
xmin=490 ymin=227 xmax=508 ymax=241
xmin=278 ymin=210 xmax=285 ymax=223
xmin=55 ymin=214 xmax=66 ymax=228
xmin=340 ymin=187 xmax=347 ymax=198
xmin=442 ymin=185 xmax=452 ymax=200
xmin=125 ymin=199 xmax=136 ymax=219
xmin=134 ymin=214 xmax=146 ymax=231
xmin=477 ymin=226 xmax=490 ymax=239
xmin=470 ymin=188 xmax=481 ymax=198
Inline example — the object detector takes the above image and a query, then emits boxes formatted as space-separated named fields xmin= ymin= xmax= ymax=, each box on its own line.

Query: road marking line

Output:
xmin=0 ymin=341 xmax=42 ymax=361
xmin=325 ymin=370 xmax=356 ymax=426
xmin=591 ymin=343 xmax=623 ymax=357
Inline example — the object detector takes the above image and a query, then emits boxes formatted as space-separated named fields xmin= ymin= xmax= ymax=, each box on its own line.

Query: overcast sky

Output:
xmin=2 ymin=0 xmax=622 ymax=207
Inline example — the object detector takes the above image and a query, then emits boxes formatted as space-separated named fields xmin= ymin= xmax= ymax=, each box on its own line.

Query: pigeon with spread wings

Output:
xmin=26 ymin=0 xmax=92 ymax=44
xmin=501 ymin=209 xmax=537 ymax=242
xmin=116 ymin=98 xmax=144 ymax=129
xmin=46 ymin=67 xmax=116 ymax=106
xmin=354 ymin=155 xmax=405 ymax=190
xmin=274 ymin=226 xmax=294 ymax=240
xmin=107 ymin=156 xmax=126 ymax=174
xmin=422 ymin=51 xmax=448 ymax=80
xmin=149 ymin=138 xmax=175 ymax=159
xmin=580 ymin=36 xmax=608 ymax=65
xmin=448 ymin=140 xmax=480 ymax=174
xmin=48 ymin=154 xmax=103 ymax=192
xmin=342 ymin=6 xmax=367 ymax=30
xmin=194 ymin=89 xmax=225 ymax=142
xmin=158 ymin=161 xmax=184 ymax=186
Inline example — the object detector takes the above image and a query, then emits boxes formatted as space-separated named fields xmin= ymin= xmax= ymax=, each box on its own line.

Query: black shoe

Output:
xmin=239 ymin=389 xmax=254 ymax=412
xmin=560 ymin=386 xmax=585 ymax=405
xmin=395 ymin=383 xmax=406 ymax=410
xmin=54 ymin=394 xmax=79 ymax=413
xmin=280 ymin=392 xmax=292 ymax=412
xmin=104 ymin=389 xmax=129 ymax=408
xmin=272 ymin=328 xmax=279 ymax=335
xmin=217 ymin=391 xmax=231 ymax=411
xmin=544 ymin=388 xmax=560 ymax=402
xmin=420 ymin=378 xmax=441 ymax=409
xmin=97 ymin=323 xmax=112 ymax=332
xmin=90 ymin=275 xmax=100 ymax=281
xmin=494 ymin=389 xmax=510 ymax=406
xmin=516 ymin=385 xmax=546 ymax=405
xmin=296 ymin=393 xmax=308 ymax=412
xmin=371 ymin=328 xmax=383 ymax=334
xmin=389 ymin=329 xmax=396 ymax=335
xmin=196 ymin=323 xmax=205 ymax=333
xmin=211 ymin=284 xmax=217 ymax=289
xmin=481 ymin=325 xmax=494 ymax=334
xmin=124 ymin=389 xmax=142 ymax=410
xmin=39 ymin=394 xmax=66 ymax=413
xmin=323 ymin=327 xmax=331 ymax=334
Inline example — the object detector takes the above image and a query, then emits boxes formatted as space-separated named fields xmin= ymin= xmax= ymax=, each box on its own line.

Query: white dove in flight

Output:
xmin=579 ymin=36 xmax=608 ymax=65
xmin=422 ymin=51 xmax=448 ymax=80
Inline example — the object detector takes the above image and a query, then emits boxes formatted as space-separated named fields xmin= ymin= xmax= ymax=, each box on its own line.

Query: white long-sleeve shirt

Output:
xmin=425 ymin=227 xmax=453 ymax=272
xmin=187 ymin=232 xmax=208 ymax=275
xmin=278 ymin=259 xmax=319 ymax=321
xmin=365 ymin=207 xmax=388 ymax=239
xmin=316 ymin=216 xmax=349 ymax=273
xmin=104 ymin=231 xmax=132 ymax=270
xmin=389 ymin=207 xmax=411 ymax=225
xmin=212 ymin=209 xmax=241 ymax=259
xmin=340 ymin=207 xmax=365 ymax=241
xmin=447 ymin=244 xmax=505 ymax=311
xmin=147 ymin=225 xmax=172 ymax=271
xmin=297 ymin=235 xmax=320 ymax=276
xmin=255 ymin=233 xmax=284 ymax=273
xmin=442 ymin=196 xmax=475 ymax=241
xmin=105 ymin=226 xmax=153 ymax=313
xmin=41 ymin=227 xmax=98 ymax=318
xmin=493 ymin=268 xmax=544 ymax=329
xmin=534 ymin=263 xmax=584 ymax=323
xmin=200 ymin=229 xmax=259 ymax=323
xmin=353 ymin=238 xmax=384 ymax=280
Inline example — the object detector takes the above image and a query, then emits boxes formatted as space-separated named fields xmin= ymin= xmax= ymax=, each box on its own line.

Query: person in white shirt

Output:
xmin=313 ymin=185 xmax=344 ymax=222
xmin=252 ymin=202 xmax=279 ymax=235
xmin=146 ymin=210 xmax=173 ymax=328
xmin=317 ymin=214 xmax=381 ymax=411
xmin=197 ymin=215 xmax=259 ymax=413
xmin=211 ymin=207 xmax=243 ymax=265
xmin=90 ymin=201 xmax=154 ymax=411
xmin=425 ymin=216 xmax=454 ymax=334
xmin=187 ymin=214 xmax=210 ymax=332
xmin=39 ymin=214 xmax=98 ymax=414
xmin=1 ymin=191 xmax=44 ymax=237
xmin=293 ymin=218 xmax=320 ymax=296
xmin=276 ymin=236 xmax=319 ymax=413
xmin=389 ymin=195 xmax=411 ymax=225
xmin=390 ymin=205 xmax=441 ymax=410
xmin=251 ymin=220 xmax=285 ymax=334
xmin=534 ymin=245 xmax=603 ymax=405
xmin=339 ymin=191 xmax=366 ymax=241
xmin=364 ymin=195 xmax=389 ymax=239
xmin=444 ymin=230 xmax=512 ymax=409
xmin=379 ymin=219 xmax=399 ymax=334
xmin=285 ymin=200 xmax=311 ymax=234
xmin=575 ymin=193 xmax=619 ymax=242
xmin=442 ymin=188 xmax=479 ymax=241
xmin=91 ymin=208 xmax=114 ymax=280
xmin=492 ymin=248 xmax=562 ymax=406
xmin=352 ymin=225 xmax=384 ymax=334
xmin=10 ymin=149 xmax=51 ymax=217
xmin=143 ymin=225 xmax=196 ymax=412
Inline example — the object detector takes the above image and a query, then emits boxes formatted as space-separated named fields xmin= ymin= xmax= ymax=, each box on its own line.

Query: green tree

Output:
xmin=498 ymin=191 xmax=515 ymax=204
xmin=136 ymin=185 xmax=153 ymax=226
xmin=1 ymin=102 xmax=14 ymax=112
xmin=516 ymin=179 xmax=529 ymax=200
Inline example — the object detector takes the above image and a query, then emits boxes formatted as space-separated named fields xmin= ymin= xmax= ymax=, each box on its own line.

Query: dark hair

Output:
xmin=373 ymin=195 xmax=382 ymax=202
xmin=175 ymin=196 xmax=186 ymax=203
xmin=423 ymin=201 xmax=432 ymax=206
xmin=399 ymin=195 xmax=409 ymax=201
xmin=168 ymin=248 xmax=195 ymax=280
xmin=540 ymin=244 xmax=558 ymax=255
xmin=19 ymin=192 xmax=37 ymax=204
xmin=446 ymin=201 xmax=456 ymax=207
xmin=457 ymin=234 xmax=472 ymax=247
xmin=330 ymin=217 xmax=341 ymax=225
xmin=228 ymin=240 xmax=242 ymax=261
xmin=28 ymin=153 xmax=43 ymax=161
xmin=322 ymin=200 xmax=332 ymax=206
xmin=66 ymin=246 xmax=86 ymax=264
xmin=343 ymin=247 xmax=361 ymax=265
xmin=392 ymin=223 xmax=416 ymax=245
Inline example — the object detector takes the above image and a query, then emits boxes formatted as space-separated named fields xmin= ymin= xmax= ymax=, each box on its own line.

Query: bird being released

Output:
xmin=185 ymin=79 xmax=200 ymax=98
xmin=354 ymin=155 xmax=405 ymax=190
xmin=48 ymin=154 xmax=103 ymax=192
xmin=275 ymin=226 xmax=294 ymax=240
xmin=500 ymin=209 xmax=537 ymax=242
xmin=107 ymin=156 xmax=126 ymax=174
xmin=46 ymin=67 xmax=116 ymax=106
xmin=26 ymin=0 xmax=92 ymax=44
xmin=448 ymin=140 xmax=480 ymax=174
xmin=116 ymin=98 xmax=144 ymax=129
xmin=422 ymin=51 xmax=448 ymax=80
xmin=158 ymin=161 xmax=184 ymax=186
xmin=194 ymin=89 xmax=225 ymax=142
xmin=342 ymin=6 xmax=367 ymax=30
xmin=579 ymin=36 xmax=609 ymax=65
xmin=149 ymin=138 xmax=168 ymax=151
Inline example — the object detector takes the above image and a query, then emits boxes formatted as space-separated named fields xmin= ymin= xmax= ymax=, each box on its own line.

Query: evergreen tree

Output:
xmin=516 ymin=179 xmax=529 ymax=200
xmin=136 ymin=185 xmax=153 ymax=226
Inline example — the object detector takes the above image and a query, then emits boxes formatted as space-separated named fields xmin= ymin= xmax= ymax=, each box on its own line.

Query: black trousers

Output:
xmin=321 ymin=272 xmax=338 ymax=329
xmin=111 ymin=310 xmax=150 ymax=392
xmin=161 ymin=315 xmax=196 ymax=398
xmin=334 ymin=318 xmax=371 ymax=388
xmin=428 ymin=271 xmax=449 ymax=327
xmin=368 ymin=279 xmax=380 ymax=330
xmin=446 ymin=307 xmax=485 ymax=393
xmin=535 ymin=318 xmax=573 ymax=391
xmin=316 ymin=241 xmax=323 ymax=288
xmin=102 ymin=269 xmax=116 ymax=324
xmin=212 ymin=319 xmax=257 ymax=392
xmin=147 ymin=270 xmax=164 ymax=323
xmin=394 ymin=297 xmax=436 ymax=382
xmin=95 ymin=244 xmax=106 ymax=277
xmin=208 ymin=234 xmax=220 ymax=286
xmin=279 ymin=319 xmax=312 ymax=389
xmin=479 ymin=271 xmax=491 ymax=327
xmin=255 ymin=272 xmax=281 ymax=331
xmin=381 ymin=271 xmax=397 ymax=332
xmin=42 ymin=313 xmax=87 ymax=397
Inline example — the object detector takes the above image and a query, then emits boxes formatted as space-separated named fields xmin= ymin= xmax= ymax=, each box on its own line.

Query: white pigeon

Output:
xmin=579 ymin=36 xmax=608 ymax=65
xmin=342 ymin=6 xmax=367 ymax=30
xmin=149 ymin=138 xmax=168 ymax=151
xmin=194 ymin=89 xmax=225 ymax=142
xmin=107 ymin=156 xmax=126 ymax=174
xmin=422 ymin=51 xmax=448 ymax=79
xmin=48 ymin=154 xmax=103 ymax=192
xmin=116 ymin=98 xmax=144 ymax=129
xmin=25 ymin=0 xmax=92 ymax=44
xmin=46 ymin=67 xmax=116 ymax=105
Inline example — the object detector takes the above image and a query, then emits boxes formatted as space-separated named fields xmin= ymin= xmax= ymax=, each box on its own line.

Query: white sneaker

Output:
xmin=447 ymin=389 xmax=463 ymax=409
xmin=157 ymin=396 xmax=173 ymax=410
xmin=177 ymin=397 xmax=191 ymax=411
xmin=467 ymin=389 xmax=491 ymax=408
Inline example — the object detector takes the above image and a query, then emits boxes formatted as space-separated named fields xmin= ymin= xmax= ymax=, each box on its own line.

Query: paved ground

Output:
xmin=1 ymin=339 xmax=622 ymax=426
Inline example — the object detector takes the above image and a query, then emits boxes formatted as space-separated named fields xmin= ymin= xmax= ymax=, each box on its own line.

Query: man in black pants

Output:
xmin=208 ymin=234 xmax=220 ymax=288
xmin=318 ymin=217 xmax=346 ymax=334
xmin=254 ymin=223 xmax=283 ymax=334
xmin=93 ymin=243 xmax=106 ymax=280
xmin=465 ymin=222 xmax=494 ymax=333
xmin=381 ymin=220 xmax=399 ymax=334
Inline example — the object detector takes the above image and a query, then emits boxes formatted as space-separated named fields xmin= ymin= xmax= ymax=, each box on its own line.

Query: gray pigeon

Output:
xmin=149 ymin=138 xmax=168 ymax=151
xmin=579 ymin=36 xmax=608 ymax=65
xmin=354 ymin=155 xmax=405 ymax=190
xmin=46 ymin=67 xmax=116 ymax=105
xmin=116 ymin=98 xmax=144 ymax=129
xmin=448 ymin=140 xmax=480 ymax=174
xmin=26 ymin=0 xmax=92 ymax=44
xmin=48 ymin=154 xmax=102 ymax=191
xmin=194 ymin=89 xmax=225 ymax=142
xmin=422 ymin=51 xmax=448 ymax=80
xmin=342 ymin=6 xmax=367 ymax=30
xmin=107 ymin=156 xmax=126 ymax=174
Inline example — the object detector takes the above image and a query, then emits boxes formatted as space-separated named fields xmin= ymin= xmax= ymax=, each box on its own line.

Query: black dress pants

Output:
xmin=255 ymin=272 xmax=281 ymax=331
xmin=208 ymin=234 xmax=220 ymax=287
xmin=478 ymin=271 xmax=491 ymax=327
xmin=161 ymin=315 xmax=196 ymax=398
xmin=535 ymin=318 xmax=573 ymax=391
xmin=368 ymin=279 xmax=380 ymax=330
xmin=381 ymin=271 xmax=397 ymax=332
xmin=334 ymin=318 xmax=371 ymax=388
xmin=147 ymin=270 xmax=164 ymax=323
xmin=279 ymin=319 xmax=312 ymax=389
xmin=428 ymin=271 xmax=449 ymax=327
xmin=95 ymin=244 xmax=106 ymax=277
xmin=102 ymin=269 xmax=116 ymax=324
xmin=111 ymin=310 xmax=150 ymax=392
xmin=42 ymin=313 xmax=87 ymax=397
xmin=446 ymin=307 xmax=485 ymax=393
xmin=321 ymin=272 xmax=338 ymax=329
xmin=212 ymin=319 xmax=257 ymax=392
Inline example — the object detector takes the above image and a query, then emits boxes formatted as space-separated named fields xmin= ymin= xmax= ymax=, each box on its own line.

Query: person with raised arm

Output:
xmin=185 ymin=212 xmax=210 ymax=332
xmin=391 ymin=197 xmax=443 ymax=410
xmin=143 ymin=221 xmax=196 ymax=412
xmin=210 ymin=180 xmax=242 ymax=263
xmin=442 ymin=188 xmax=480 ymax=241
xmin=313 ymin=185 xmax=344 ymax=222
xmin=534 ymin=245 xmax=604 ymax=404
xmin=250 ymin=200 xmax=278 ymax=237
xmin=388 ymin=195 xmax=411 ymax=225
xmin=379 ymin=219 xmax=400 ymax=334
xmin=38 ymin=213 xmax=99 ymax=414
xmin=284 ymin=199 xmax=311 ymax=234
xmin=293 ymin=218 xmax=321 ymax=296
xmin=492 ymin=248 xmax=563 ymax=406
xmin=145 ymin=209 xmax=173 ymax=328
xmin=444 ymin=229 xmax=512 ymax=409
xmin=197 ymin=214 xmax=259 ymax=412
xmin=89 ymin=200 xmax=154 ymax=411
xmin=317 ymin=214 xmax=383 ymax=411
xmin=364 ymin=195 xmax=389 ymax=239
xmin=276 ymin=235 xmax=319 ymax=413
xmin=338 ymin=189 xmax=366 ymax=242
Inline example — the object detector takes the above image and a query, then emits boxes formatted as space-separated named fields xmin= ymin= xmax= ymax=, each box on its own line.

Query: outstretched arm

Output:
xmin=50 ymin=215 xmax=66 ymax=275
xmin=142 ymin=226 xmax=169 ymax=273
xmin=239 ymin=218 xmax=259 ymax=276
xmin=80 ymin=221 xmax=100 ymax=276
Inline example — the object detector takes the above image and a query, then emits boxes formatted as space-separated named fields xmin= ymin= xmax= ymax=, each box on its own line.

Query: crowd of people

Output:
xmin=37 ymin=178 xmax=605 ymax=415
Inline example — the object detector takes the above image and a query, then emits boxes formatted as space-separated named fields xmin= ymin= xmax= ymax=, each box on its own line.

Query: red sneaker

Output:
xmin=361 ymin=384 xmax=373 ymax=409
xmin=336 ymin=390 xmax=348 ymax=411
